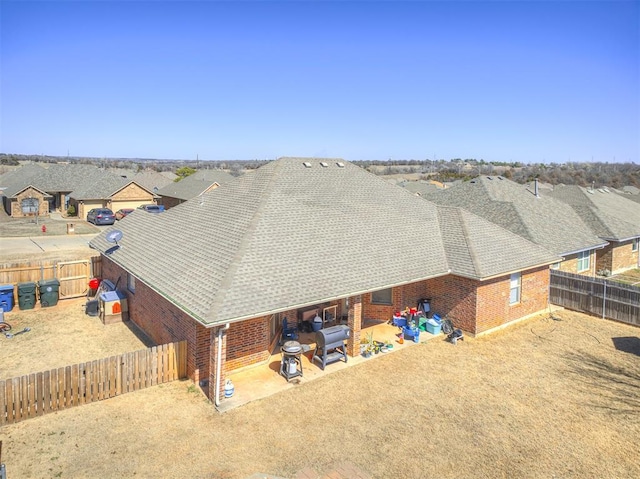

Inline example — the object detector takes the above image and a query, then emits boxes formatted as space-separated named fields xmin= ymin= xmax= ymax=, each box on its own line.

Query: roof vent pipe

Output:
xmin=534 ymin=178 xmax=539 ymax=198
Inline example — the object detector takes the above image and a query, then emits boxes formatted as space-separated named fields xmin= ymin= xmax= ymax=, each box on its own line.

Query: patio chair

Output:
xmin=280 ymin=317 xmax=299 ymax=345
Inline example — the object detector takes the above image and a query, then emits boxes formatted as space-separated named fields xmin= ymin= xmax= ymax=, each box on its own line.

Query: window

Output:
xmin=550 ymin=262 xmax=561 ymax=270
xmin=127 ymin=273 xmax=136 ymax=293
xmin=633 ymin=239 xmax=639 ymax=252
xmin=577 ymin=251 xmax=590 ymax=272
xmin=371 ymin=288 xmax=392 ymax=305
xmin=509 ymin=273 xmax=521 ymax=305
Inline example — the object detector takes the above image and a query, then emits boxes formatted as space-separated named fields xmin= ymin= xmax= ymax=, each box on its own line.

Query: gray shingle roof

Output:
xmin=421 ymin=176 xmax=608 ymax=256
xmin=0 ymin=163 xmax=135 ymax=200
xmin=156 ymin=170 xmax=234 ymax=201
xmin=131 ymin=170 xmax=174 ymax=193
xmin=90 ymin=158 xmax=558 ymax=327
xmin=546 ymin=185 xmax=640 ymax=241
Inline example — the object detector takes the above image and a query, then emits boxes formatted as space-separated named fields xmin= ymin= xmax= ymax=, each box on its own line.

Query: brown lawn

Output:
xmin=0 ymin=305 xmax=639 ymax=479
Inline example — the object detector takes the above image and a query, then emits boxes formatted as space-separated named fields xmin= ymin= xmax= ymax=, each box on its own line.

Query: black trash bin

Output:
xmin=38 ymin=279 xmax=60 ymax=307
xmin=17 ymin=281 xmax=37 ymax=310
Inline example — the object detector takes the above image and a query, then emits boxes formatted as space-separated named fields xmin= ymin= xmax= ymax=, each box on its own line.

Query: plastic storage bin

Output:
xmin=426 ymin=316 xmax=442 ymax=335
xmin=17 ymin=282 xmax=37 ymax=310
xmin=0 ymin=284 xmax=15 ymax=312
xmin=38 ymin=279 xmax=60 ymax=307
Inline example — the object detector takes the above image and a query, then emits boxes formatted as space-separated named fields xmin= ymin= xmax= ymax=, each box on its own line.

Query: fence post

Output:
xmin=602 ymin=280 xmax=607 ymax=320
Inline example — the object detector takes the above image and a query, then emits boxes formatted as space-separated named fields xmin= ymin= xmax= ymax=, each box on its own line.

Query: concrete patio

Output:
xmin=217 ymin=318 xmax=444 ymax=412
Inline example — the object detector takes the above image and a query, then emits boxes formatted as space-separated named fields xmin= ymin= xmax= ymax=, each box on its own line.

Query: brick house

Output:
xmin=0 ymin=163 xmax=157 ymax=218
xmin=156 ymin=170 xmax=235 ymax=210
xmin=421 ymin=176 xmax=611 ymax=277
xmin=90 ymin=157 xmax=558 ymax=407
xmin=547 ymin=185 xmax=640 ymax=275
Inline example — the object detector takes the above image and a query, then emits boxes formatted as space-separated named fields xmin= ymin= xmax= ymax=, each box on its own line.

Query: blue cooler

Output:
xmin=426 ymin=315 xmax=442 ymax=335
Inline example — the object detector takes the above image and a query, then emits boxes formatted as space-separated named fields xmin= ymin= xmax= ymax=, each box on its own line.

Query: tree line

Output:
xmin=1 ymin=153 xmax=638 ymax=188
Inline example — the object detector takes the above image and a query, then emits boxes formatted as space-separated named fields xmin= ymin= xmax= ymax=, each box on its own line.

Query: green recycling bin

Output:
xmin=17 ymin=281 xmax=37 ymax=310
xmin=38 ymin=279 xmax=60 ymax=307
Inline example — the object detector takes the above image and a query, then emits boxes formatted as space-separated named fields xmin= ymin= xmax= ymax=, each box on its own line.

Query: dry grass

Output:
xmin=0 ymin=214 xmax=99 ymax=238
xmin=1 ymin=308 xmax=639 ymax=479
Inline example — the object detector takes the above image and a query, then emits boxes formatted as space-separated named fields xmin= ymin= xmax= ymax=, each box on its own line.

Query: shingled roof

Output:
xmin=421 ymin=176 xmax=607 ymax=256
xmin=90 ymin=158 xmax=557 ymax=327
xmin=547 ymin=185 xmax=640 ymax=241
xmin=156 ymin=170 xmax=236 ymax=201
xmin=0 ymin=163 xmax=135 ymax=199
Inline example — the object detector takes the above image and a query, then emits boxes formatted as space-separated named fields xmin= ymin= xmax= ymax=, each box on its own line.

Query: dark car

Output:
xmin=137 ymin=204 xmax=165 ymax=213
xmin=87 ymin=208 xmax=116 ymax=225
xmin=115 ymin=208 xmax=134 ymax=220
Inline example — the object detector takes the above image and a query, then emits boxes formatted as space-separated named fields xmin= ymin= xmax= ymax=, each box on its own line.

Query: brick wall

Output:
xmin=559 ymin=251 xmax=596 ymax=276
xmin=597 ymin=241 xmax=639 ymax=274
xmin=475 ymin=266 xmax=550 ymax=333
xmin=360 ymin=269 xmax=550 ymax=336
xmin=13 ymin=188 xmax=49 ymax=218
xmin=225 ymin=316 xmax=271 ymax=371
xmin=101 ymin=257 xmax=209 ymax=383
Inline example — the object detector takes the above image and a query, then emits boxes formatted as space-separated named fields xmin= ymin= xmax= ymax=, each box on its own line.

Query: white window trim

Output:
xmin=509 ymin=273 xmax=521 ymax=305
xmin=127 ymin=273 xmax=136 ymax=293
xmin=577 ymin=251 xmax=590 ymax=272
xmin=632 ymin=239 xmax=639 ymax=252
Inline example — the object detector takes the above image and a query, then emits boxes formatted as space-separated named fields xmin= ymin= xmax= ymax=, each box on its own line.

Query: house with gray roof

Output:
xmin=546 ymin=185 xmax=640 ymax=274
xmin=90 ymin=157 xmax=558 ymax=405
xmin=156 ymin=169 xmax=236 ymax=209
xmin=130 ymin=170 xmax=175 ymax=194
xmin=420 ymin=176 xmax=609 ymax=276
xmin=0 ymin=163 xmax=158 ymax=219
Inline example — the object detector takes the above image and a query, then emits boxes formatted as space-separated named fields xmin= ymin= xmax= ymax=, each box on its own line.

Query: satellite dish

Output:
xmin=105 ymin=229 xmax=123 ymax=254
xmin=106 ymin=229 xmax=123 ymax=244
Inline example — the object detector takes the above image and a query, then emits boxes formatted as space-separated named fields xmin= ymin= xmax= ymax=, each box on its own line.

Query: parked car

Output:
xmin=115 ymin=208 xmax=134 ymax=220
xmin=137 ymin=204 xmax=165 ymax=213
xmin=87 ymin=208 xmax=116 ymax=225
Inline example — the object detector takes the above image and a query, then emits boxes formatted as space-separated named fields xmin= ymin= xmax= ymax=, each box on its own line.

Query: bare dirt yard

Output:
xmin=1 ymin=305 xmax=639 ymax=479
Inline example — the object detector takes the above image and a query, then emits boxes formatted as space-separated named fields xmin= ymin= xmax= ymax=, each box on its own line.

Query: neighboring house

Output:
xmin=156 ymin=169 xmax=235 ymax=209
xmin=130 ymin=170 xmax=175 ymax=195
xmin=90 ymin=157 xmax=558 ymax=404
xmin=547 ymin=185 xmax=640 ymax=274
xmin=0 ymin=163 xmax=157 ymax=219
xmin=68 ymin=177 xmax=158 ymax=220
xmin=401 ymin=180 xmax=444 ymax=196
xmin=421 ymin=176 xmax=608 ymax=276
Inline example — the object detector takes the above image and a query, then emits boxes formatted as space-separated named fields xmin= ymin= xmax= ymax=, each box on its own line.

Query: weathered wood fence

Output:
xmin=550 ymin=270 xmax=640 ymax=327
xmin=0 ymin=341 xmax=187 ymax=425
xmin=0 ymin=256 xmax=102 ymax=300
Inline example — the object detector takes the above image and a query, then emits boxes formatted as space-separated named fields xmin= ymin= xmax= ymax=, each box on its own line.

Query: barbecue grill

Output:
xmin=312 ymin=325 xmax=350 ymax=370
xmin=280 ymin=340 xmax=303 ymax=381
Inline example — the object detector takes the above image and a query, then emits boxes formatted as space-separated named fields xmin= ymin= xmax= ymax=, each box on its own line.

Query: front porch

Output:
xmin=216 ymin=317 xmax=444 ymax=412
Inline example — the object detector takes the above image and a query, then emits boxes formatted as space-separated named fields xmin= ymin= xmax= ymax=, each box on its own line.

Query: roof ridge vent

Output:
xmin=336 ymin=162 xmax=345 ymax=168
xmin=486 ymin=176 xmax=493 ymax=180
xmin=303 ymin=162 xmax=312 ymax=168
xmin=320 ymin=162 xmax=328 ymax=167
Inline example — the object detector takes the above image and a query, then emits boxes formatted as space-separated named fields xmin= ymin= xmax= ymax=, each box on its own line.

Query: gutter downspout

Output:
xmin=214 ymin=323 xmax=230 ymax=407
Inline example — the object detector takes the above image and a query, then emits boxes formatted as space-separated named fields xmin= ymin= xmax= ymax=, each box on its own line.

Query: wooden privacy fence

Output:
xmin=0 ymin=256 xmax=102 ymax=299
xmin=550 ymin=270 xmax=640 ymax=327
xmin=0 ymin=341 xmax=187 ymax=425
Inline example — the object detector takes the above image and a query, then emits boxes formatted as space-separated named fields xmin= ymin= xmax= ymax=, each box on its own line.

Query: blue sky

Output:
xmin=1 ymin=1 xmax=638 ymax=163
